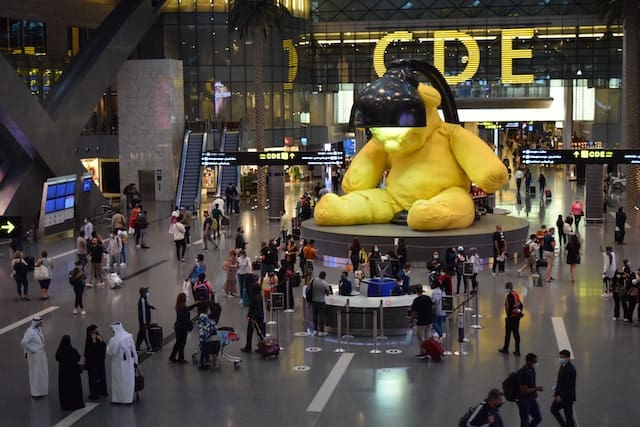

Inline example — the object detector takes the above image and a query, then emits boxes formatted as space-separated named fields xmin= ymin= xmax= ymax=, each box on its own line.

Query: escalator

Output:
xmin=217 ymin=131 xmax=240 ymax=196
xmin=176 ymin=131 xmax=206 ymax=210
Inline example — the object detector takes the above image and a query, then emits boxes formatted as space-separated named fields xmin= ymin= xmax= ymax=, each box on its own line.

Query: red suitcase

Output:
xmin=252 ymin=319 xmax=280 ymax=359
xmin=421 ymin=337 xmax=444 ymax=362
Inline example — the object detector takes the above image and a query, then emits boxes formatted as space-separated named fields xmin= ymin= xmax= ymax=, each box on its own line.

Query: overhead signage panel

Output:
xmin=202 ymin=151 xmax=344 ymax=166
xmin=521 ymin=149 xmax=637 ymax=165
xmin=0 ymin=216 xmax=22 ymax=239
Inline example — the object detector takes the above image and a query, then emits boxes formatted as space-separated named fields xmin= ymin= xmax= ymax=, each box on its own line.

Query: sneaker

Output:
xmin=204 ymin=249 xmax=208 ymax=252
xmin=318 ymin=331 xmax=328 ymax=336
xmin=491 ymin=272 xmax=497 ymax=277
xmin=498 ymin=348 xmax=508 ymax=354
xmin=81 ymin=310 xmax=86 ymax=316
xmin=415 ymin=354 xmax=428 ymax=359
xmin=613 ymin=317 xmax=618 ymax=320
xmin=601 ymin=293 xmax=609 ymax=298
xmin=313 ymin=330 xmax=319 ymax=336
xmin=85 ymin=283 xmax=93 ymax=288
xmin=136 ymin=245 xmax=141 ymax=248
xmin=73 ymin=309 xmax=78 ymax=315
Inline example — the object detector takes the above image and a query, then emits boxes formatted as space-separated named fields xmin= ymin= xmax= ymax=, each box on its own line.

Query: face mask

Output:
xmin=374 ymin=247 xmax=378 ymax=252
xmin=560 ymin=358 xmax=568 ymax=366
xmin=533 ymin=363 xmax=539 ymax=369
xmin=146 ymin=292 xmax=150 ymax=297
xmin=506 ymin=289 xmax=511 ymax=294
xmin=433 ymin=255 xmax=439 ymax=259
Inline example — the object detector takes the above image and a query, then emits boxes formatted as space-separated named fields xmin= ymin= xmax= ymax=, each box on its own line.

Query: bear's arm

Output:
xmin=341 ymin=138 xmax=389 ymax=193
xmin=449 ymin=125 xmax=508 ymax=193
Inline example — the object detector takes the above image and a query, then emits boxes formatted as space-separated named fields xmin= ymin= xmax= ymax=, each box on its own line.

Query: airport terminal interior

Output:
xmin=1 ymin=0 xmax=640 ymax=426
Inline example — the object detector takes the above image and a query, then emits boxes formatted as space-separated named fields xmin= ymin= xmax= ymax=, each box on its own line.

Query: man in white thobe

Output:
xmin=106 ymin=322 xmax=138 ymax=404
xmin=20 ymin=317 xmax=48 ymax=397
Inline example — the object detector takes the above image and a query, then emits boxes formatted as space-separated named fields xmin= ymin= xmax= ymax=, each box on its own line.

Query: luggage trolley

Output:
xmin=192 ymin=326 xmax=242 ymax=370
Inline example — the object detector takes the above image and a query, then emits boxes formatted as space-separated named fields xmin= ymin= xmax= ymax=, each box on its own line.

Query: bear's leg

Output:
xmin=407 ymin=186 xmax=475 ymax=231
xmin=314 ymin=189 xmax=400 ymax=226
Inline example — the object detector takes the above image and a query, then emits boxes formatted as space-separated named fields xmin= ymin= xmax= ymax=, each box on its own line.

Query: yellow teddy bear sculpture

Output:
xmin=314 ymin=84 xmax=508 ymax=231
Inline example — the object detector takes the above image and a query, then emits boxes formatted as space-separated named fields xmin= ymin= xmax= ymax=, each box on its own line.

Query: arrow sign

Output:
xmin=0 ymin=216 xmax=22 ymax=239
xmin=0 ymin=221 xmax=15 ymax=234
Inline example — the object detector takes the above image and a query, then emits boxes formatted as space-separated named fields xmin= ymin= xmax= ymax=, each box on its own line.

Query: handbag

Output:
xmin=33 ymin=264 xmax=50 ymax=281
xmin=134 ymin=365 xmax=145 ymax=392
xmin=345 ymin=262 xmax=353 ymax=272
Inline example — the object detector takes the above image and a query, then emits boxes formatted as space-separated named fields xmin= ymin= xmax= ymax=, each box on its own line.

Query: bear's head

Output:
xmin=370 ymin=84 xmax=442 ymax=155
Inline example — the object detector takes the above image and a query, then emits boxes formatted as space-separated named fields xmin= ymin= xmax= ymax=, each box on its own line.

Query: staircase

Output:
xmin=217 ymin=131 xmax=240 ymax=196
xmin=176 ymin=131 xmax=206 ymax=210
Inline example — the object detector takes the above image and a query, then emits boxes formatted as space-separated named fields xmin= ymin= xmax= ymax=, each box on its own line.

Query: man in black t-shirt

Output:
xmin=517 ymin=353 xmax=544 ymax=426
xmin=492 ymin=225 xmax=506 ymax=276
xmin=410 ymin=287 xmax=433 ymax=357
xmin=211 ymin=204 xmax=223 ymax=239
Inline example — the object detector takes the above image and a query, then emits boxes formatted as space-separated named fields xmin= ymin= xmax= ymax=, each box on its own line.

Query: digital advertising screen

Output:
xmin=45 ymin=200 xmax=55 ymax=214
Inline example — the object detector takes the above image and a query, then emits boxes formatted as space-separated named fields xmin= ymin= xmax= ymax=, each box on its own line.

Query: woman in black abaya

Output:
xmin=55 ymin=335 xmax=85 ymax=411
xmin=84 ymin=324 xmax=108 ymax=400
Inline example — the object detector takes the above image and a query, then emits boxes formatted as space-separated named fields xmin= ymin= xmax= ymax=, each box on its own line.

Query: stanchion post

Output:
xmin=455 ymin=312 xmax=468 ymax=356
xmin=284 ymin=277 xmax=294 ymax=313
xmin=471 ymin=290 xmax=483 ymax=329
xmin=334 ymin=310 xmax=345 ymax=353
xmin=369 ymin=312 xmax=381 ymax=354
xmin=267 ymin=292 xmax=276 ymax=325
xmin=377 ymin=299 xmax=388 ymax=341
xmin=443 ymin=315 xmax=453 ymax=356
xmin=344 ymin=299 xmax=352 ymax=352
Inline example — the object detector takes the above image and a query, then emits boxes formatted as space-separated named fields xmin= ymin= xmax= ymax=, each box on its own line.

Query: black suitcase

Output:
xmin=148 ymin=323 xmax=163 ymax=350
xmin=529 ymin=186 xmax=536 ymax=197
xmin=24 ymin=256 xmax=35 ymax=272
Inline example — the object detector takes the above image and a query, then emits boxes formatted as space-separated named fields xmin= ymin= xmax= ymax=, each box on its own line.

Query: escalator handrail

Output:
xmin=193 ymin=133 xmax=207 ymax=211
xmin=175 ymin=129 xmax=191 ymax=208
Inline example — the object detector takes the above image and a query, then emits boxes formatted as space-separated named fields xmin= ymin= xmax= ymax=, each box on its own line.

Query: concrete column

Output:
xmin=563 ymin=80 xmax=573 ymax=148
xmin=117 ymin=59 xmax=184 ymax=202
xmin=584 ymin=164 xmax=604 ymax=222
xmin=268 ymin=165 xmax=285 ymax=219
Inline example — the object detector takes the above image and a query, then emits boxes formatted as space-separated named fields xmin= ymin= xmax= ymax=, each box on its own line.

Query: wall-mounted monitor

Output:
xmin=45 ymin=199 xmax=55 ymax=214
xmin=64 ymin=181 xmax=76 ymax=196
xmin=82 ymin=178 xmax=92 ymax=192
xmin=64 ymin=195 xmax=75 ymax=209
xmin=46 ymin=185 xmax=57 ymax=200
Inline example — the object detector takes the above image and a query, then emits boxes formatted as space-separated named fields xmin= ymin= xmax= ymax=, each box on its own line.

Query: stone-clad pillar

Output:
xmin=117 ymin=60 xmax=184 ymax=202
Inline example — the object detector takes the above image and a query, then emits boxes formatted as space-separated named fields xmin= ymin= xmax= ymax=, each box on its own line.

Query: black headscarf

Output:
xmin=55 ymin=335 xmax=73 ymax=362
xmin=84 ymin=324 xmax=98 ymax=358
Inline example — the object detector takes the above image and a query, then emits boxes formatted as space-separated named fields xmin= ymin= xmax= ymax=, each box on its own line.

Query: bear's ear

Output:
xmin=417 ymin=84 xmax=441 ymax=108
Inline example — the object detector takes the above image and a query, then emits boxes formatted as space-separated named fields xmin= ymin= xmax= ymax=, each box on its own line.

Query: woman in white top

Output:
xmin=602 ymin=246 xmax=617 ymax=297
xmin=35 ymin=251 xmax=53 ymax=300
xmin=236 ymin=250 xmax=252 ymax=305
xmin=468 ymin=247 xmax=481 ymax=293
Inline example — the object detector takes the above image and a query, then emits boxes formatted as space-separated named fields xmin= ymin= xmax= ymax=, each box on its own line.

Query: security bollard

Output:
xmin=334 ymin=311 xmax=345 ymax=353
xmin=369 ymin=312 xmax=381 ymax=354
xmin=377 ymin=299 xmax=388 ymax=341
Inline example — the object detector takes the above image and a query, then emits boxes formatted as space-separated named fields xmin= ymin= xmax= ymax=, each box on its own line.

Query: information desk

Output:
xmin=362 ymin=277 xmax=397 ymax=297
xmin=323 ymin=285 xmax=428 ymax=336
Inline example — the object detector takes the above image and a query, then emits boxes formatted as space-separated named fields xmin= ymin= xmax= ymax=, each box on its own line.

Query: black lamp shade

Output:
xmin=351 ymin=67 xmax=426 ymax=128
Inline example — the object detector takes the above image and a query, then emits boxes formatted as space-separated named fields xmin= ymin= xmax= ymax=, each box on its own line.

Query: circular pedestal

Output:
xmin=301 ymin=214 xmax=530 ymax=261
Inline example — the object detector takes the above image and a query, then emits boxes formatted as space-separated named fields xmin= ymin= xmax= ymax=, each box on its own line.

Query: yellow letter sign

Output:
xmin=501 ymin=28 xmax=534 ymax=84
xmin=433 ymin=30 xmax=480 ymax=85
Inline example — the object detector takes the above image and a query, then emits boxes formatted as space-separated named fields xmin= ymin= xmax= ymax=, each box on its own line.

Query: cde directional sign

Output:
xmin=201 ymin=151 xmax=344 ymax=167
xmin=521 ymin=149 xmax=640 ymax=165
xmin=0 ymin=216 xmax=22 ymax=239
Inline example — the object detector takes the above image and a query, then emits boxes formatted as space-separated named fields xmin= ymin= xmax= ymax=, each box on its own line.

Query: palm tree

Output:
xmin=597 ymin=0 xmax=640 ymax=209
xmin=228 ymin=0 xmax=292 ymax=209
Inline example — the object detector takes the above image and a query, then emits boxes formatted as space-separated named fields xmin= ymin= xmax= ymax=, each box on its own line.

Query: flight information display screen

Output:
xmin=521 ymin=149 xmax=640 ymax=165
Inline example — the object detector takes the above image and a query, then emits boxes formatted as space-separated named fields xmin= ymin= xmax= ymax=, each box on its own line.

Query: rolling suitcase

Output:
xmin=421 ymin=337 xmax=444 ymax=362
xmin=252 ymin=319 xmax=279 ymax=359
xmin=148 ymin=323 xmax=163 ymax=351
xmin=106 ymin=272 xmax=123 ymax=289
xmin=529 ymin=186 xmax=536 ymax=197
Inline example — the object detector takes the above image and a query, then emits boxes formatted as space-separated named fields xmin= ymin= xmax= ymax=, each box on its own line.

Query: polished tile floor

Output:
xmin=1 ymin=168 xmax=639 ymax=426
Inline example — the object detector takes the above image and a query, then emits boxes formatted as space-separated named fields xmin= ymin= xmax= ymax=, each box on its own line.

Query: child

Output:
xmin=496 ymin=250 xmax=508 ymax=275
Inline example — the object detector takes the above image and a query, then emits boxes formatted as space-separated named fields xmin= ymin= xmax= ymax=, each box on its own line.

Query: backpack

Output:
xmin=68 ymin=268 xmax=80 ymax=286
xmin=502 ymin=371 xmax=520 ymax=402
xmin=458 ymin=403 xmax=483 ymax=427
xmin=523 ymin=242 xmax=531 ymax=258
xmin=194 ymin=282 xmax=210 ymax=302
xmin=359 ymin=248 xmax=367 ymax=264
xmin=305 ymin=279 xmax=314 ymax=305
